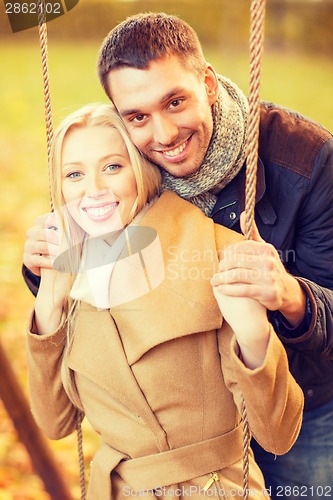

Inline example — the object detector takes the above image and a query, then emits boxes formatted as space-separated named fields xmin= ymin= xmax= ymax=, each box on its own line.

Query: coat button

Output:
xmin=306 ymin=389 xmax=314 ymax=398
xmin=229 ymin=212 xmax=237 ymax=220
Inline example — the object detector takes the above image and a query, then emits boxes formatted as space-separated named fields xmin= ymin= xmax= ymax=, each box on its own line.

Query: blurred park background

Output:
xmin=0 ymin=0 xmax=332 ymax=498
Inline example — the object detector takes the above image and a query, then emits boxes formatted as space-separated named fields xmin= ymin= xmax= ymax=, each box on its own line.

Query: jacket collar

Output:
xmin=211 ymin=159 xmax=277 ymax=228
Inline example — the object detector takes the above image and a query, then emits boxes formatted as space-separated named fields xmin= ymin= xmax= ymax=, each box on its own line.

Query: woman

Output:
xmin=27 ymin=103 xmax=303 ymax=499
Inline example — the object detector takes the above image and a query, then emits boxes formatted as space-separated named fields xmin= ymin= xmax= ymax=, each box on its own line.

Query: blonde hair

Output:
xmin=49 ymin=103 xmax=162 ymax=409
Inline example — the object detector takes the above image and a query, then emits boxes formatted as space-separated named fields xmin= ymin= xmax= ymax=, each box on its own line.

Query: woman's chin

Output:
xmin=83 ymin=222 xmax=124 ymax=239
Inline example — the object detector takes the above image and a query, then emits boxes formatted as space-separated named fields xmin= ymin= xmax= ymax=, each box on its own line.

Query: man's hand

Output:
xmin=211 ymin=212 xmax=306 ymax=326
xmin=23 ymin=212 xmax=60 ymax=276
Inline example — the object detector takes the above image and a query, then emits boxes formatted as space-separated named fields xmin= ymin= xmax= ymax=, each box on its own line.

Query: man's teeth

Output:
xmin=163 ymin=141 xmax=187 ymax=157
xmin=84 ymin=204 xmax=116 ymax=216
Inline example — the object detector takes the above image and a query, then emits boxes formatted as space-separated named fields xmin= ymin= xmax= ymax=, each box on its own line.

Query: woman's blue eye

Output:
xmin=67 ymin=171 xmax=81 ymax=179
xmin=105 ymin=164 xmax=121 ymax=172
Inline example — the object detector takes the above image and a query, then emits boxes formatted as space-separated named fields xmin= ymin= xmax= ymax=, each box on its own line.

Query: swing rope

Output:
xmin=37 ymin=0 xmax=53 ymax=211
xmin=245 ymin=0 xmax=266 ymax=240
xmin=36 ymin=1 xmax=266 ymax=498
xmin=37 ymin=2 xmax=86 ymax=499
xmin=241 ymin=0 xmax=266 ymax=498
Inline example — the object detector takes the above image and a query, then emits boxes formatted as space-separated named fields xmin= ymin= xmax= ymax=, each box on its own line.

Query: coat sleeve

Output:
xmin=218 ymin=322 xmax=304 ymax=456
xmin=272 ymin=139 xmax=333 ymax=360
xmin=26 ymin=310 xmax=80 ymax=439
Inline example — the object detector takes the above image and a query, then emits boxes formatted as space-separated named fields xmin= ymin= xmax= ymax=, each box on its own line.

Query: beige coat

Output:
xmin=27 ymin=192 xmax=304 ymax=499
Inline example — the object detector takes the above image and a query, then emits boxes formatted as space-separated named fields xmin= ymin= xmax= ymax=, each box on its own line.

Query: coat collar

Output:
xmin=109 ymin=191 xmax=223 ymax=365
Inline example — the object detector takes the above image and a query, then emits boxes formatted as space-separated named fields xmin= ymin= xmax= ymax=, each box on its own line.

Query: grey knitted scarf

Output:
xmin=161 ymin=75 xmax=249 ymax=215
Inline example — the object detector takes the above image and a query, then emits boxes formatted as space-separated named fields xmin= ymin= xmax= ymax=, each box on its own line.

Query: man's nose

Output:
xmin=152 ymin=115 xmax=178 ymax=145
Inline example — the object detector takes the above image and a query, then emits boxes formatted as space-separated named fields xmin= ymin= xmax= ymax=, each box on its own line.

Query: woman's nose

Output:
xmin=85 ymin=174 xmax=108 ymax=198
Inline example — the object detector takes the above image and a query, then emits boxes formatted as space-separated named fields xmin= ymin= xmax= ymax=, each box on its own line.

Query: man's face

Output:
xmin=107 ymin=55 xmax=218 ymax=178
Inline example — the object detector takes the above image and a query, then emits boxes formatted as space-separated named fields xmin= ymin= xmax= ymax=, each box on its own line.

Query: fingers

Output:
xmin=23 ymin=212 xmax=61 ymax=276
xmin=26 ymin=213 xmax=59 ymax=244
xmin=211 ymin=253 xmax=278 ymax=292
xmin=25 ymin=227 xmax=60 ymax=257
xmin=23 ymin=251 xmax=54 ymax=277
xmin=216 ymin=242 xmax=277 ymax=281
xmin=211 ymin=238 xmax=285 ymax=310
xmin=211 ymin=266 xmax=271 ymax=287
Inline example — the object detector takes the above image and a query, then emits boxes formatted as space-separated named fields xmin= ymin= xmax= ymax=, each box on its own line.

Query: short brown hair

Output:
xmin=97 ymin=12 xmax=206 ymax=99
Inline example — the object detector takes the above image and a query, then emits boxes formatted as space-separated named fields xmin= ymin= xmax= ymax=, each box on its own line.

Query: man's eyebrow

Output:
xmin=120 ymin=108 xmax=141 ymax=118
xmin=119 ymin=88 xmax=184 ymax=118
xmin=160 ymin=88 xmax=184 ymax=104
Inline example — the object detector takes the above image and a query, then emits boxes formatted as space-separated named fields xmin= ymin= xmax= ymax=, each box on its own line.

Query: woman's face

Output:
xmin=61 ymin=125 xmax=138 ymax=238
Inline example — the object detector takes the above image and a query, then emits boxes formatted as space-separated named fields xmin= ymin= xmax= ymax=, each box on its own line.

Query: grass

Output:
xmin=0 ymin=40 xmax=332 ymax=498
xmin=207 ymin=46 xmax=333 ymax=131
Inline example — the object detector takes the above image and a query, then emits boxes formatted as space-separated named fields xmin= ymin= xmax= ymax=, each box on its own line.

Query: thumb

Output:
xmin=240 ymin=211 xmax=264 ymax=242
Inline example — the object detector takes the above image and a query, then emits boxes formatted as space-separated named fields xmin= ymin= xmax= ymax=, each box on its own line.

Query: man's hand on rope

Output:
xmin=211 ymin=212 xmax=306 ymax=328
xmin=23 ymin=212 xmax=60 ymax=276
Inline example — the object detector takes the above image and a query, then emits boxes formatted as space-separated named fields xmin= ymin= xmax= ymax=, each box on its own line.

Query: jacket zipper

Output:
xmin=203 ymin=472 xmax=226 ymax=499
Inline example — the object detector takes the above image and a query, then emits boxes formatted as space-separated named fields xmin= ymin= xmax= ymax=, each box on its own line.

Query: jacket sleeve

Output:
xmin=26 ymin=311 xmax=81 ymax=439
xmin=218 ymin=323 xmax=304 ymax=455
xmin=272 ymin=139 xmax=333 ymax=360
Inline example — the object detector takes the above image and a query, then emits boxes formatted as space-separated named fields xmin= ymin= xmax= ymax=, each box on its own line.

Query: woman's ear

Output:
xmin=204 ymin=64 xmax=219 ymax=105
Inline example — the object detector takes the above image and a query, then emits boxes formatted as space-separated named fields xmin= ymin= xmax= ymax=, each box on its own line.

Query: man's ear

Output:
xmin=204 ymin=64 xmax=219 ymax=105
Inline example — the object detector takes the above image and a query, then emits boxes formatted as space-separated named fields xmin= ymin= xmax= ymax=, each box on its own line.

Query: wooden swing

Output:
xmin=35 ymin=1 xmax=266 ymax=498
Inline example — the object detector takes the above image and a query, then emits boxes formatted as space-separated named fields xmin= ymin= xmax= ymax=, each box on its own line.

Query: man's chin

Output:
xmin=162 ymin=163 xmax=201 ymax=178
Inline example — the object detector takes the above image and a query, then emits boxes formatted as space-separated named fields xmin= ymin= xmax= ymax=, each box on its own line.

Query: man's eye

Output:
xmin=132 ymin=114 xmax=146 ymax=123
xmin=169 ymin=99 xmax=182 ymax=109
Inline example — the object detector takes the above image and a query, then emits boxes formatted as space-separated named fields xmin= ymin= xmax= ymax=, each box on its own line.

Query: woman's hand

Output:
xmin=34 ymin=267 xmax=71 ymax=336
xmin=211 ymin=283 xmax=270 ymax=369
xmin=30 ymin=211 xmax=71 ymax=335
xmin=23 ymin=212 xmax=60 ymax=276
xmin=211 ymin=215 xmax=274 ymax=369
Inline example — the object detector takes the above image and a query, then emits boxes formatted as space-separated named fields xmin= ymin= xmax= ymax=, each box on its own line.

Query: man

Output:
xmin=24 ymin=12 xmax=333 ymax=498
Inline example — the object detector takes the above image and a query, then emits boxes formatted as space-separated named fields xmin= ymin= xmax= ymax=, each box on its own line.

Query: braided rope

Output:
xmin=244 ymin=0 xmax=266 ymax=240
xmin=76 ymin=412 xmax=87 ymax=500
xmin=37 ymin=0 xmax=54 ymax=211
xmin=241 ymin=1 xmax=266 ymax=498
xmin=37 ymin=2 xmax=86 ymax=498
